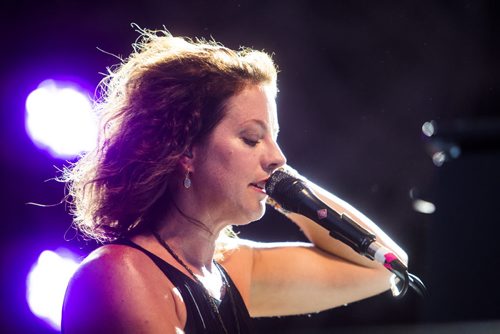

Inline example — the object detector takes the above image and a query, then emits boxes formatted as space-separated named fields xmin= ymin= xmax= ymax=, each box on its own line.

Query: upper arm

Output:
xmin=250 ymin=243 xmax=392 ymax=316
xmin=221 ymin=240 xmax=392 ymax=318
xmin=62 ymin=246 xmax=184 ymax=334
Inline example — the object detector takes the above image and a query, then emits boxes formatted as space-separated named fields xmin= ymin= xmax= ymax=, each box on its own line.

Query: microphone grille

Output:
xmin=265 ymin=169 xmax=295 ymax=196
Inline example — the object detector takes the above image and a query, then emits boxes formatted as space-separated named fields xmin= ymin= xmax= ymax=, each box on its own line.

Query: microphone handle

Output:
xmin=283 ymin=180 xmax=376 ymax=256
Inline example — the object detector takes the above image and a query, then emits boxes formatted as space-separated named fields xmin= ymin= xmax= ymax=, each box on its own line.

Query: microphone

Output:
xmin=265 ymin=169 xmax=429 ymax=298
xmin=265 ymin=169 xmax=401 ymax=267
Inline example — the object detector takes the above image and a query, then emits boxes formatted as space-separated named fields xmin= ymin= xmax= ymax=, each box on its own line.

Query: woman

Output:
xmin=61 ymin=27 xmax=407 ymax=333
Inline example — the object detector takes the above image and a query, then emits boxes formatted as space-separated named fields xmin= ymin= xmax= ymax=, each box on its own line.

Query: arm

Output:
xmin=286 ymin=180 xmax=408 ymax=268
xmin=222 ymin=174 xmax=407 ymax=317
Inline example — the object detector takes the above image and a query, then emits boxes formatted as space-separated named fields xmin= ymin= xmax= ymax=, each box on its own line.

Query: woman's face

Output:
xmin=189 ymin=84 xmax=286 ymax=226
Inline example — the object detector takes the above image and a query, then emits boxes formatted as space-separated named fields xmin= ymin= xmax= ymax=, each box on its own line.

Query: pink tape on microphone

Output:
xmin=383 ymin=253 xmax=398 ymax=270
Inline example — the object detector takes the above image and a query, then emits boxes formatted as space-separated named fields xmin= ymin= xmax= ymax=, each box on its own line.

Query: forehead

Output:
xmin=222 ymin=85 xmax=279 ymax=135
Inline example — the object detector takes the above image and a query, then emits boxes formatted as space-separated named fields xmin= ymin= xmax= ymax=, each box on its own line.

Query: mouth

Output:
xmin=250 ymin=179 xmax=268 ymax=194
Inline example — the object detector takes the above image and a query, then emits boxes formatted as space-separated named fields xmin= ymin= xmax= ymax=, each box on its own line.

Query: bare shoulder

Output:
xmin=62 ymin=244 xmax=184 ymax=333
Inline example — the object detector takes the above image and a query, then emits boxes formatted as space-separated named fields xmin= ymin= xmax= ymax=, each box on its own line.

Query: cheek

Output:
xmin=195 ymin=138 xmax=257 ymax=189
xmin=208 ymin=150 xmax=256 ymax=195
xmin=207 ymin=138 xmax=247 ymax=172
xmin=211 ymin=147 xmax=235 ymax=174
xmin=196 ymin=146 xmax=235 ymax=185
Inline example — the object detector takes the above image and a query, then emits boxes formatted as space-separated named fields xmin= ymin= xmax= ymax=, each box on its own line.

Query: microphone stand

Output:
xmin=365 ymin=238 xmax=427 ymax=298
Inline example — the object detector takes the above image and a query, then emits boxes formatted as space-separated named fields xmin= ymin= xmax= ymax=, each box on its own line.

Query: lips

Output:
xmin=250 ymin=179 xmax=268 ymax=193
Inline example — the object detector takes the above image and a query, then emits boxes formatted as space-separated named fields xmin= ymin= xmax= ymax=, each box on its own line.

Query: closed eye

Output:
xmin=242 ymin=138 xmax=260 ymax=147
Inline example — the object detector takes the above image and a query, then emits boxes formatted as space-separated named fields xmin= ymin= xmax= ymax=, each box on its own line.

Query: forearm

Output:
xmin=276 ymin=178 xmax=408 ymax=269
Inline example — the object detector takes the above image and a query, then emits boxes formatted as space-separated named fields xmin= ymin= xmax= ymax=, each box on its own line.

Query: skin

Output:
xmin=62 ymin=84 xmax=407 ymax=333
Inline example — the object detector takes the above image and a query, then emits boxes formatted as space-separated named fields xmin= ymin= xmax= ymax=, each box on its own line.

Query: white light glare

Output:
xmin=432 ymin=151 xmax=446 ymax=167
xmin=412 ymin=199 xmax=436 ymax=214
xmin=422 ymin=120 xmax=436 ymax=137
xmin=25 ymin=79 xmax=97 ymax=158
xmin=26 ymin=249 xmax=80 ymax=331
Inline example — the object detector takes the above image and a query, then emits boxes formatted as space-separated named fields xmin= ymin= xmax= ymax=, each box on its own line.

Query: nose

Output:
xmin=264 ymin=140 xmax=287 ymax=173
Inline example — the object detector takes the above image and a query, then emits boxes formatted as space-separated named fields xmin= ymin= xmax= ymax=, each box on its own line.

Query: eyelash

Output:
xmin=242 ymin=138 xmax=260 ymax=147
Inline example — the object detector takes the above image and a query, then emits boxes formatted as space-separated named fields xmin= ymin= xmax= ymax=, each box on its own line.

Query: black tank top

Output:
xmin=118 ymin=240 xmax=253 ymax=333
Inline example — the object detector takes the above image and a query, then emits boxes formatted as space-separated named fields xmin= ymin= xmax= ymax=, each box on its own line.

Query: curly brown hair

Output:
xmin=63 ymin=27 xmax=278 ymax=243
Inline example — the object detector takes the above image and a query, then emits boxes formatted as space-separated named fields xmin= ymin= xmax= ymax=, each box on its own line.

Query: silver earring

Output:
xmin=183 ymin=170 xmax=191 ymax=189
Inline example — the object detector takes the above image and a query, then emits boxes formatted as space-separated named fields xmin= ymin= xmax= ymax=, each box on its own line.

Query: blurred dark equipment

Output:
xmin=421 ymin=117 xmax=500 ymax=322
xmin=422 ymin=118 xmax=500 ymax=166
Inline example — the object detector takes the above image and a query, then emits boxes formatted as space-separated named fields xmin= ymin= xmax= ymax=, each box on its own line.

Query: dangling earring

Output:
xmin=183 ymin=170 xmax=192 ymax=189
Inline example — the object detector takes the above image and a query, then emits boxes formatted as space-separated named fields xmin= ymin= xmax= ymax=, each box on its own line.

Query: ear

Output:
xmin=179 ymin=148 xmax=195 ymax=172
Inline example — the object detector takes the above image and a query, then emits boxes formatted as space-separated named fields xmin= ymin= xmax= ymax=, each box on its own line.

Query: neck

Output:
xmin=153 ymin=203 xmax=228 ymax=270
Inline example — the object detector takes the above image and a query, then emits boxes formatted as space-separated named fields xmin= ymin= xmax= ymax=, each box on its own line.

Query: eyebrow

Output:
xmin=241 ymin=119 xmax=280 ymax=137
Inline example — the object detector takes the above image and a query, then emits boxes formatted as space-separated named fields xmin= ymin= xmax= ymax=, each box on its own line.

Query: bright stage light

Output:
xmin=25 ymin=79 xmax=97 ymax=159
xmin=26 ymin=249 xmax=80 ymax=331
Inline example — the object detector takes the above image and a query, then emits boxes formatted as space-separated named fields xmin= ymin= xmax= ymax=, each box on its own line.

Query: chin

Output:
xmin=235 ymin=202 xmax=266 ymax=225
xmin=249 ymin=202 xmax=267 ymax=222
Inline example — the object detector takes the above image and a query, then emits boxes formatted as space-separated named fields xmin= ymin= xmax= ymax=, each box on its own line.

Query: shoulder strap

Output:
xmin=114 ymin=239 xmax=191 ymax=286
